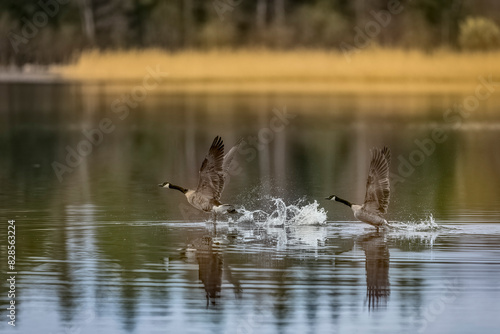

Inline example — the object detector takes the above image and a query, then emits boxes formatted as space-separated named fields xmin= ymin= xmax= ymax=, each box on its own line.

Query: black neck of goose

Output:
xmin=335 ymin=196 xmax=352 ymax=207
xmin=170 ymin=184 xmax=188 ymax=194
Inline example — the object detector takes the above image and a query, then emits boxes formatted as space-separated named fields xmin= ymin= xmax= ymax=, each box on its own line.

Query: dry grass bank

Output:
xmin=54 ymin=48 xmax=500 ymax=93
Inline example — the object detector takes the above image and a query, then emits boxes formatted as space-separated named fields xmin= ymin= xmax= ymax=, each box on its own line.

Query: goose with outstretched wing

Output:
xmin=326 ymin=147 xmax=391 ymax=230
xmin=159 ymin=136 xmax=241 ymax=217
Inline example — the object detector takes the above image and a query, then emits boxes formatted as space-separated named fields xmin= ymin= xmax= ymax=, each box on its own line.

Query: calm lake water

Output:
xmin=1 ymin=83 xmax=500 ymax=334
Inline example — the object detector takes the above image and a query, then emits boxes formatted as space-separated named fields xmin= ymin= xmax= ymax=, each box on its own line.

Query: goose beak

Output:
xmin=158 ymin=184 xmax=163 ymax=187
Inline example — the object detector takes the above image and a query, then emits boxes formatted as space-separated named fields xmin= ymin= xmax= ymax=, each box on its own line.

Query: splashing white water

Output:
xmin=236 ymin=197 xmax=327 ymax=226
xmin=232 ymin=197 xmax=328 ymax=249
xmin=387 ymin=214 xmax=441 ymax=231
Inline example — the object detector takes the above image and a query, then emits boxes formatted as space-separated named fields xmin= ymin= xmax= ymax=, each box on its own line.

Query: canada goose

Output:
xmin=159 ymin=136 xmax=241 ymax=219
xmin=325 ymin=147 xmax=391 ymax=230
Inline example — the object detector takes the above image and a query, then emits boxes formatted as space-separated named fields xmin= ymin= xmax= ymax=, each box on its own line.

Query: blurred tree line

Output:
xmin=1 ymin=0 xmax=500 ymax=65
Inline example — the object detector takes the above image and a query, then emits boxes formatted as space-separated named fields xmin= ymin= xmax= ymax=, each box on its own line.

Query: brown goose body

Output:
xmin=353 ymin=205 xmax=388 ymax=227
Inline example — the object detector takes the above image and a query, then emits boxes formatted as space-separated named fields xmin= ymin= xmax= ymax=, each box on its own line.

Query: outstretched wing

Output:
xmin=196 ymin=136 xmax=225 ymax=201
xmin=221 ymin=138 xmax=242 ymax=182
xmin=363 ymin=147 xmax=391 ymax=215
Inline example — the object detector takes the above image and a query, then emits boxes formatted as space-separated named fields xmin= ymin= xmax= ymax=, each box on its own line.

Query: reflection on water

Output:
xmin=359 ymin=232 xmax=390 ymax=310
xmin=1 ymin=84 xmax=500 ymax=333
xmin=183 ymin=235 xmax=242 ymax=306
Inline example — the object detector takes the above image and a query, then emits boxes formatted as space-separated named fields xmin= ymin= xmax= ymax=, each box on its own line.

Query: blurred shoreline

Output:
xmin=2 ymin=48 xmax=499 ymax=94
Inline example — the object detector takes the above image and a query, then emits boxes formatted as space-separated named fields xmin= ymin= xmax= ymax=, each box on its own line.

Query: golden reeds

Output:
xmin=54 ymin=48 xmax=500 ymax=93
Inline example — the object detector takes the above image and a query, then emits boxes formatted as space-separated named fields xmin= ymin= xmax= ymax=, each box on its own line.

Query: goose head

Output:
xmin=325 ymin=195 xmax=336 ymax=201
xmin=158 ymin=182 xmax=170 ymax=188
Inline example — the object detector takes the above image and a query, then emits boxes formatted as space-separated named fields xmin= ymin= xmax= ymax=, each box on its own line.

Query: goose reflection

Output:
xmin=184 ymin=235 xmax=241 ymax=306
xmin=358 ymin=231 xmax=390 ymax=310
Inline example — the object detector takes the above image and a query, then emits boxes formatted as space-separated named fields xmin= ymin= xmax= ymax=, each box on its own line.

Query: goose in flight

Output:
xmin=159 ymin=136 xmax=241 ymax=219
xmin=326 ymin=147 xmax=391 ymax=230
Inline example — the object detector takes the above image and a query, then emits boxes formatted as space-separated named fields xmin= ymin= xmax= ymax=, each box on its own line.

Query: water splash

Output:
xmin=236 ymin=197 xmax=327 ymax=226
xmin=385 ymin=214 xmax=450 ymax=249
xmin=231 ymin=197 xmax=328 ymax=249
xmin=387 ymin=214 xmax=441 ymax=231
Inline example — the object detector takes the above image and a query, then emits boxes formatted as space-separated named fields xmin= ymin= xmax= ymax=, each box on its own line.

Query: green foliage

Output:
xmin=199 ymin=19 xmax=238 ymax=49
xmin=459 ymin=17 xmax=500 ymax=51
xmin=143 ymin=1 xmax=184 ymax=48
xmin=291 ymin=3 xmax=348 ymax=47
xmin=1 ymin=0 xmax=500 ymax=65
